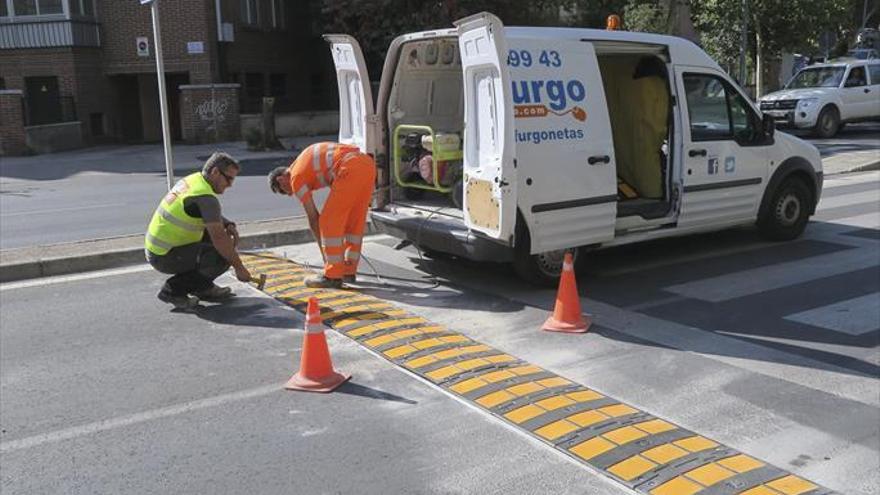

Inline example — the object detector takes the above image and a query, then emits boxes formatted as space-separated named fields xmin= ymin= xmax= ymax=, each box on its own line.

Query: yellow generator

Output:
xmin=393 ymin=125 xmax=463 ymax=208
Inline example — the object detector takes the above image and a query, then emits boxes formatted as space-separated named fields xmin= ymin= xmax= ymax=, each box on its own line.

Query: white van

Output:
xmin=325 ymin=12 xmax=824 ymax=285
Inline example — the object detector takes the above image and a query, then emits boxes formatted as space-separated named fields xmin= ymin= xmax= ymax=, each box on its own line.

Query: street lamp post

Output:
xmin=139 ymin=0 xmax=175 ymax=191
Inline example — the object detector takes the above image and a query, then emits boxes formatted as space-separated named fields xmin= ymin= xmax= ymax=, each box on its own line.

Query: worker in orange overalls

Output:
xmin=268 ymin=142 xmax=376 ymax=288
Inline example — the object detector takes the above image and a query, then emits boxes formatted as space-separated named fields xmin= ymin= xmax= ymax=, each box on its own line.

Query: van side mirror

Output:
xmin=762 ymin=113 xmax=775 ymax=139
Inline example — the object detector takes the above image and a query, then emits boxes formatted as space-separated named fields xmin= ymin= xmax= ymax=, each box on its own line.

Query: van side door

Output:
xmin=508 ymin=39 xmax=617 ymax=253
xmin=676 ymin=69 xmax=769 ymax=229
xmin=324 ymin=34 xmax=377 ymax=153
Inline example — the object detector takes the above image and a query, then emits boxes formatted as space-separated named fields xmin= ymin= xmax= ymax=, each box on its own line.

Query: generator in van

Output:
xmin=325 ymin=12 xmax=823 ymax=285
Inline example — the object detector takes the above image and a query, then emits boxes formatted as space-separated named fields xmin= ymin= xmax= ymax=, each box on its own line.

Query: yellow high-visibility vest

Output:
xmin=145 ymin=172 xmax=216 ymax=255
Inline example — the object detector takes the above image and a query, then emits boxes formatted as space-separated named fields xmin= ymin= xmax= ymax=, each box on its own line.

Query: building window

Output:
xmin=11 ymin=0 xmax=63 ymax=16
xmin=241 ymin=0 xmax=258 ymax=26
xmin=1 ymin=1 xmax=8 ymax=17
xmin=269 ymin=0 xmax=284 ymax=29
xmin=73 ymin=0 xmax=94 ymax=17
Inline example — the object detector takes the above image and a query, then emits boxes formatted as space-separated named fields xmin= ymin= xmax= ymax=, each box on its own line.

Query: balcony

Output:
xmin=0 ymin=18 xmax=99 ymax=48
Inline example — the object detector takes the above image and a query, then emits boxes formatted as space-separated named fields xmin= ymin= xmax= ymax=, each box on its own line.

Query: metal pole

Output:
xmin=151 ymin=0 xmax=175 ymax=191
xmin=739 ymin=0 xmax=748 ymax=85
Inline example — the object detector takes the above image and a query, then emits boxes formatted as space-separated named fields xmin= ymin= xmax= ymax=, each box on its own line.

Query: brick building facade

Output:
xmin=0 ymin=0 xmax=335 ymax=153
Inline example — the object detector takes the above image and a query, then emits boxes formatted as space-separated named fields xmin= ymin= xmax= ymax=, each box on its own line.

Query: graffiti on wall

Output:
xmin=195 ymin=98 xmax=229 ymax=133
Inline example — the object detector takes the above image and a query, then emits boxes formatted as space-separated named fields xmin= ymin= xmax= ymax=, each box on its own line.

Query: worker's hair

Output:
xmin=268 ymin=165 xmax=288 ymax=194
xmin=202 ymin=152 xmax=240 ymax=177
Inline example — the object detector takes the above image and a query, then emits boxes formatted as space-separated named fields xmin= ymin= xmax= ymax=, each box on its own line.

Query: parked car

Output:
xmin=326 ymin=12 xmax=824 ymax=285
xmin=760 ymin=59 xmax=880 ymax=137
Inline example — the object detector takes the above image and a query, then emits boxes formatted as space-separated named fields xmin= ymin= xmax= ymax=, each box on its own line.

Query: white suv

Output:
xmin=760 ymin=60 xmax=880 ymax=137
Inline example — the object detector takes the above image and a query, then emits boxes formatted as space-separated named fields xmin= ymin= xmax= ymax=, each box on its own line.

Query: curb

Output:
xmin=0 ymin=221 xmax=344 ymax=284
xmin=848 ymin=160 xmax=880 ymax=173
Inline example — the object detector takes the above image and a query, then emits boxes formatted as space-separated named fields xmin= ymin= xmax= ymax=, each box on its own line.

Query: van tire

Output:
xmin=812 ymin=106 xmax=840 ymax=138
xmin=513 ymin=220 xmax=576 ymax=287
xmin=757 ymin=177 xmax=813 ymax=241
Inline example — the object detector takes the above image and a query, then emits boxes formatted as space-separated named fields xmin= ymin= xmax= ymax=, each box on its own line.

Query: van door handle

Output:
xmin=588 ymin=155 xmax=611 ymax=165
xmin=689 ymin=149 xmax=707 ymax=157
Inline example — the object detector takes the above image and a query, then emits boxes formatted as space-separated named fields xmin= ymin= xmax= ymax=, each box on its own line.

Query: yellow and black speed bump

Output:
xmin=243 ymin=253 xmax=838 ymax=495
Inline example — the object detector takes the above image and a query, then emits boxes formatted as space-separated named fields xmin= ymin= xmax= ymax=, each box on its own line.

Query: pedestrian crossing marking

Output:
xmin=784 ymin=292 xmax=880 ymax=335
xmin=241 ymin=253 xmax=839 ymax=495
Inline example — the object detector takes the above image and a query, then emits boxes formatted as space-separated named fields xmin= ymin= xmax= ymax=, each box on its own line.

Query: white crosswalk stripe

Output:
xmin=784 ymin=293 xmax=880 ymax=336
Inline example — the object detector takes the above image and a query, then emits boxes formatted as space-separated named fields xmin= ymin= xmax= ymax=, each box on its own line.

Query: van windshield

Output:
xmin=786 ymin=67 xmax=845 ymax=89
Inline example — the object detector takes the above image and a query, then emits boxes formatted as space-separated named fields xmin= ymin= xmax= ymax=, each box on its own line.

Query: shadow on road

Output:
xmin=194 ymin=296 xmax=301 ymax=329
xmin=336 ymin=382 xmax=418 ymax=405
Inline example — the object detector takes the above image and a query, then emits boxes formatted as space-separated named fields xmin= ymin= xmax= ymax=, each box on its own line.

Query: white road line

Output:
xmin=817 ymin=190 xmax=880 ymax=210
xmin=825 ymin=211 xmax=880 ymax=229
xmin=784 ymin=293 xmax=880 ymax=336
xmin=0 ymin=383 xmax=284 ymax=454
xmin=663 ymin=247 xmax=877 ymax=303
xmin=0 ymin=264 xmax=153 ymax=291
xmin=822 ymin=171 xmax=879 ymax=188
xmin=0 ymin=202 xmax=128 ymax=218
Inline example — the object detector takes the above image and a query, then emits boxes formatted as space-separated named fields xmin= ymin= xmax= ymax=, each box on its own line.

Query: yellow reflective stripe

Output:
xmin=156 ymin=207 xmax=203 ymax=232
xmin=145 ymin=233 xmax=174 ymax=251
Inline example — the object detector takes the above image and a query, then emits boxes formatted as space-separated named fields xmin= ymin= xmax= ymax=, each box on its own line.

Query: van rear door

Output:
xmin=455 ymin=13 xmax=517 ymax=243
xmin=324 ymin=35 xmax=376 ymax=153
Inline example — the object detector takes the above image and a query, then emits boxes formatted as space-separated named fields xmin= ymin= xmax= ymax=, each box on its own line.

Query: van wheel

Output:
xmin=758 ymin=177 xmax=813 ymax=241
xmin=812 ymin=106 xmax=840 ymax=138
xmin=513 ymin=221 xmax=576 ymax=286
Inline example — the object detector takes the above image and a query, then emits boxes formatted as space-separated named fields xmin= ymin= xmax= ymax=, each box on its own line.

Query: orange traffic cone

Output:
xmin=542 ymin=252 xmax=591 ymax=333
xmin=285 ymin=297 xmax=350 ymax=392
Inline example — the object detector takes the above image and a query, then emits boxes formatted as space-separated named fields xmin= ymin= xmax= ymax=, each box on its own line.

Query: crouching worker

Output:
xmin=145 ymin=152 xmax=252 ymax=309
xmin=267 ymin=142 xmax=376 ymax=289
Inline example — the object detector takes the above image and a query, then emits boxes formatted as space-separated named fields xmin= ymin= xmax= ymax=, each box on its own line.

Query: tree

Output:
xmin=320 ymin=0 xmax=577 ymax=78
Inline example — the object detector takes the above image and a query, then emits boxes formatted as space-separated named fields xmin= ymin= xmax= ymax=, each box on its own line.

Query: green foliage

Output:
xmin=318 ymin=0 xmax=862 ymax=80
xmin=320 ymin=0 xmax=578 ymax=77
xmin=623 ymin=0 xmax=669 ymax=33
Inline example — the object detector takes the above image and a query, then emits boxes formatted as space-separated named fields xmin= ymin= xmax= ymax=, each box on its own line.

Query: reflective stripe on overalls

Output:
xmin=145 ymin=172 xmax=215 ymax=255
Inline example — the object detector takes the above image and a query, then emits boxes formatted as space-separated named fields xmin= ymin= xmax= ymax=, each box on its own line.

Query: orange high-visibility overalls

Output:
xmin=288 ymin=142 xmax=377 ymax=279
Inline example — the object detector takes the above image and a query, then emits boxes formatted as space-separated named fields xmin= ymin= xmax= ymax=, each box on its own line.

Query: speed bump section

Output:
xmin=241 ymin=253 xmax=838 ymax=495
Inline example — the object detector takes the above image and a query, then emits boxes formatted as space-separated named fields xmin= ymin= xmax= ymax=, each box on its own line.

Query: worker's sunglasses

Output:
xmin=218 ymin=168 xmax=235 ymax=185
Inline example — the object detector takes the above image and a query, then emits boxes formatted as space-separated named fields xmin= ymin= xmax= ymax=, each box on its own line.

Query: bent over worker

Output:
xmin=145 ymin=152 xmax=252 ymax=310
xmin=268 ymin=142 xmax=376 ymax=289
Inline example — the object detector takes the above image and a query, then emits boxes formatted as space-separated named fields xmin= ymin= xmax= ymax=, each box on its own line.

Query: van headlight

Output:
xmin=797 ymin=98 xmax=818 ymax=110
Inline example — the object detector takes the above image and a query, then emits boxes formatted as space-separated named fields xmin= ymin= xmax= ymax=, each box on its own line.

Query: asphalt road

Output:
xmin=1 ymin=171 xmax=877 ymax=494
xmin=1 ymin=125 xmax=877 ymax=250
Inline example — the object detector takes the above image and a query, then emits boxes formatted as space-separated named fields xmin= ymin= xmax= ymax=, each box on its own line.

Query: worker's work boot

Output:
xmin=343 ymin=274 xmax=357 ymax=284
xmin=193 ymin=284 xmax=234 ymax=302
xmin=157 ymin=289 xmax=200 ymax=311
xmin=305 ymin=275 xmax=343 ymax=289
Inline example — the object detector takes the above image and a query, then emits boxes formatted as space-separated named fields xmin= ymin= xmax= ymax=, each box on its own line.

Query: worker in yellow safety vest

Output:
xmin=145 ymin=152 xmax=251 ymax=310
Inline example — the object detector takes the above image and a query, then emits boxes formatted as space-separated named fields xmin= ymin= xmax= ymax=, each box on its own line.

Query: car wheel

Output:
xmin=758 ymin=177 xmax=814 ymax=241
xmin=812 ymin=106 xmax=840 ymax=138
xmin=512 ymin=220 xmax=576 ymax=286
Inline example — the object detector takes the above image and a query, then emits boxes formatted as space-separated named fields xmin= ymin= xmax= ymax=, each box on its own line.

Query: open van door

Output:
xmin=323 ymin=35 xmax=376 ymax=154
xmin=455 ymin=13 xmax=517 ymax=243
